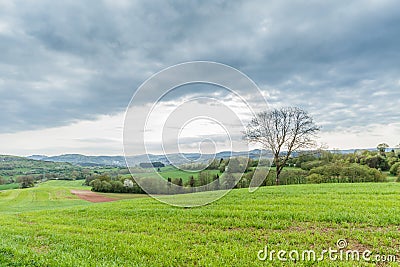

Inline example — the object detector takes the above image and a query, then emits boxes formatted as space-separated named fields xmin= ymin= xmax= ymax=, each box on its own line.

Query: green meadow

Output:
xmin=1 ymin=180 xmax=399 ymax=266
xmin=127 ymin=166 xmax=221 ymax=183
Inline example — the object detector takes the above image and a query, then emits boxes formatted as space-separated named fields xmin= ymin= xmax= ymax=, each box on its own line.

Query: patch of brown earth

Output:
xmin=70 ymin=190 xmax=117 ymax=203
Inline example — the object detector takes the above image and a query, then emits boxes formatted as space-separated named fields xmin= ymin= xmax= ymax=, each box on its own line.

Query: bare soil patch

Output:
xmin=70 ymin=190 xmax=117 ymax=203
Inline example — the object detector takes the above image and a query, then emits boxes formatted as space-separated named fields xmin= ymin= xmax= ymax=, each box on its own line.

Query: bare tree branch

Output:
xmin=244 ymin=107 xmax=320 ymax=185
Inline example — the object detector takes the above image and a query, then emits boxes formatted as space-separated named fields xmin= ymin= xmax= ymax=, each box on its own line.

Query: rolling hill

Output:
xmin=0 ymin=180 xmax=399 ymax=266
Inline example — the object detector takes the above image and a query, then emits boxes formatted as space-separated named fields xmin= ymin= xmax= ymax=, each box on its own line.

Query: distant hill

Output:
xmin=32 ymin=154 xmax=127 ymax=167
xmin=0 ymin=155 xmax=77 ymax=182
xmin=26 ymin=148 xmax=390 ymax=167
xmin=27 ymin=155 xmax=48 ymax=161
xmin=25 ymin=150 xmax=270 ymax=167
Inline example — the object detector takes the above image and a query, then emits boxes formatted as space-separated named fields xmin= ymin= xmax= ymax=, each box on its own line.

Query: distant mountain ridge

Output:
xmin=28 ymin=154 xmax=126 ymax=167
xmin=27 ymin=150 xmax=269 ymax=167
xmin=26 ymin=148 xmax=388 ymax=167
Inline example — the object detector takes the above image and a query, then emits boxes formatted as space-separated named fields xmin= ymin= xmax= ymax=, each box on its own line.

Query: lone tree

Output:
xmin=244 ymin=107 xmax=320 ymax=185
xmin=377 ymin=143 xmax=389 ymax=155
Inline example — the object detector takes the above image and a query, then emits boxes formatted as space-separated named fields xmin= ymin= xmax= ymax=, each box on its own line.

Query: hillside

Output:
xmin=0 ymin=155 xmax=77 ymax=181
xmin=26 ymin=151 xmax=268 ymax=167
xmin=0 ymin=181 xmax=399 ymax=266
xmin=41 ymin=154 xmax=126 ymax=167
xmin=26 ymin=150 xmax=271 ymax=167
xmin=26 ymin=148 xmax=391 ymax=167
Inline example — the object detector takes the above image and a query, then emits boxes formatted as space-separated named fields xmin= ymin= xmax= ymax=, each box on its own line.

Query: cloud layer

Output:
xmin=1 ymin=0 xmax=399 ymax=154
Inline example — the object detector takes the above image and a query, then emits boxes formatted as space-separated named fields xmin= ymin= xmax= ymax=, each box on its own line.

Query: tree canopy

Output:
xmin=244 ymin=107 xmax=320 ymax=185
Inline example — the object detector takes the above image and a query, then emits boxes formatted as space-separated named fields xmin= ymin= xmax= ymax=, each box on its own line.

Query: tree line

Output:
xmin=90 ymin=147 xmax=398 ymax=194
xmin=89 ymin=106 xmax=399 ymax=194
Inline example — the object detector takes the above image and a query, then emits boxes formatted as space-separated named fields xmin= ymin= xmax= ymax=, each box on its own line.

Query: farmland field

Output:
xmin=127 ymin=166 xmax=221 ymax=183
xmin=0 ymin=181 xmax=399 ymax=266
xmin=0 ymin=183 xmax=19 ymax=191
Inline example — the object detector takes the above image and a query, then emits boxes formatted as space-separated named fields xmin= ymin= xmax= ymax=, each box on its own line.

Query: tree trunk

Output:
xmin=275 ymin=164 xmax=280 ymax=185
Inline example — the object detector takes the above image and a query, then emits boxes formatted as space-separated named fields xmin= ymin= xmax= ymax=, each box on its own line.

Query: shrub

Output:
xmin=218 ymin=163 xmax=226 ymax=173
xmin=365 ymin=155 xmax=389 ymax=171
xmin=244 ymin=168 xmax=269 ymax=187
xmin=295 ymin=153 xmax=318 ymax=166
xmin=397 ymin=168 xmax=400 ymax=182
xmin=389 ymin=162 xmax=400 ymax=175
xmin=139 ymin=177 xmax=174 ymax=194
xmin=387 ymin=157 xmax=399 ymax=168
xmin=110 ymin=180 xmax=124 ymax=193
xmin=17 ymin=175 xmax=35 ymax=188
xmin=309 ymin=163 xmax=385 ymax=183
xmin=89 ymin=179 xmax=111 ymax=192
xmin=307 ymin=173 xmax=325 ymax=184
xmin=279 ymin=169 xmax=308 ymax=184
xmin=224 ymin=173 xmax=238 ymax=189
xmin=101 ymin=181 xmax=112 ymax=192
xmin=300 ymin=160 xmax=325 ymax=171
xmin=244 ymin=168 xmax=308 ymax=187
xmin=198 ymin=171 xmax=211 ymax=186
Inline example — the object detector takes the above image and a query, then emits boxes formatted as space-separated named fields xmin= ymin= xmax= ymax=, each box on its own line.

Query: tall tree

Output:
xmin=17 ymin=175 xmax=35 ymax=188
xmin=377 ymin=143 xmax=389 ymax=155
xmin=167 ymin=177 xmax=172 ymax=194
xmin=189 ymin=175 xmax=195 ymax=192
xmin=213 ymin=173 xmax=220 ymax=190
xmin=244 ymin=107 xmax=320 ymax=185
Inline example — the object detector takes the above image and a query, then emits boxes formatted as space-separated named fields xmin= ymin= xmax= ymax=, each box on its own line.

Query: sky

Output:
xmin=0 ymin=0 xmax=400 ymax=156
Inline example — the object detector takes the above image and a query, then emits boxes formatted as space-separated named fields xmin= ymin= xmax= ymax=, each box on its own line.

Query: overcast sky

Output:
xmin=1 ymin=0 xmax=399 ymax=156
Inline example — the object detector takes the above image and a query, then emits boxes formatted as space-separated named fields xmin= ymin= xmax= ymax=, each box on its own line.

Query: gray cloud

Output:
xmin=1 ymin=0 xmax=400 ymax=136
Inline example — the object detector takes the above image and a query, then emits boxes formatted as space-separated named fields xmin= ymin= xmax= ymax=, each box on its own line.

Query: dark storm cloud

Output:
xmin=1 ymin=0 xmax=399 ymax=133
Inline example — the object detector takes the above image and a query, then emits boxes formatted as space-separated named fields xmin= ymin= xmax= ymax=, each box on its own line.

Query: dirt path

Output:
xmin=70 ymin=190 xmax=118 ymax=203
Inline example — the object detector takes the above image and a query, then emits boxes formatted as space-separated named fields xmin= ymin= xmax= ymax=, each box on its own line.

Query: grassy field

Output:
xmin=128 ymin=166 xmax=221 ymax=183
xmin=0 ymin=180 xmax=91 ymax=213
xmin=0 ymin=181 xmax=399 ymax=266
xmin=0 ymin=183 xmax=19 ymax=190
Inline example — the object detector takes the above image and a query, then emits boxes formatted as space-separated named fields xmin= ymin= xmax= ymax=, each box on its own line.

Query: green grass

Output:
xmin=130 ymin=166 xmax=221 ymax=183
xmin=0 ymin=181 xmax=91 ymax=213
xmin=383 ymin=171 xmax=398 ymax=182
xmin=0 ymin=181 xmax=399 ymax=266
xmin=0 ymin=183 xmax=19 ymax=190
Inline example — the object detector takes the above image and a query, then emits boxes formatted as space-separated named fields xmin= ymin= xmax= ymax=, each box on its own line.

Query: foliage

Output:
xmin=90 ymin=151 xmax=393 ymax=194
xmin=377 ymin=143 xmax=389 ymax=154
xmin=224 ymin=172 xmax=237 ymax=189
xmin=290 ymin=152 xmax=318 ymax=167
xmin=0 ymin=155 xmax=83 ymax=182
xmin=90 ymin=175 xmax=143 ymax=194
xmin=225 ymin=157 xmax=248 ymax=174
xmin=139 ymin=162 xmax=165 ymax=168
xmin=16 ymin=175 xmax=35 ymax=188
xmin=205 ymin=158 xmax=223 ymax=170
xmin=365 ymin=154 xmax=389 ymax=171
xmin=308 ymin=163 xmax=385 ymax=183
xmin=307 ymin=173 xmax=325 ymax=184
xmin=198 ymin=171 xmax=211 ymax=186
xmin=389 ymin=162 xmax=400 ymax=175
xmin=179 ymin=162 xmax=208 ymax=171
xmin=243 ymin=168 xmax=308 ymax=187
xmin=300 ymin=160 xmax=325 ymax=170
xmin=188 ymin=176 xmax=195 ymax=188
